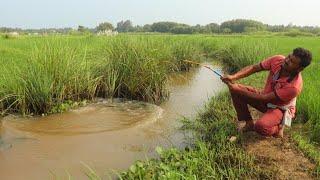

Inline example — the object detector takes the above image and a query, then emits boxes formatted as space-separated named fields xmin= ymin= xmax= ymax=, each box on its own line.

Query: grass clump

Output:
xmin=0 ymin=35 xmax=207 ymax=115
xmin=95 ymin=37 xmax=169 ymax=103
xmin=292 ymin=132 xmax=320 ymax=177
xmin=0 ymin=40 xmax=98 ymax=114
xmin=213 ymin=40 xmax=275 ymax=73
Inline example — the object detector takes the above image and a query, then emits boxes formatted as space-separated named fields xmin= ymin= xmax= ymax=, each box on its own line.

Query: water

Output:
xmin=0 ymin=64 xmax=224 ymax=179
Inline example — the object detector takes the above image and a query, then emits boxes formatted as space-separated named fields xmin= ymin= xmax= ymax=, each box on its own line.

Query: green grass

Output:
xmin=119 ymin=92 xmax=274 ymax=179
xmin=1 ymin=34 xmax=320 ymax=178
xmin=0 ymin=35 xmax=203 ymax=114
xmin=119 ymin=35 xmax=320 ymax=179
xmin=292 ymin=132 xmax=320 ymax=177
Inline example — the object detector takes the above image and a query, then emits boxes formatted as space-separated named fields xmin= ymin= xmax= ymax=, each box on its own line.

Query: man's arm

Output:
xmin=226 ymin=82 xmax=278 ymax=103
xmin=221 ymin=63 xmax=264 ymax=83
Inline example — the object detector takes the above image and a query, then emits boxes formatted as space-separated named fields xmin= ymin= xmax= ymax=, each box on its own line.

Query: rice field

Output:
xmin=1 ymin=34 xmax=320 ymax=178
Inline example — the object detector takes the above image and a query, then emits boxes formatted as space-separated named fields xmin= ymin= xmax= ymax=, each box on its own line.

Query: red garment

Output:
xmin=260 ymin=55 xmax=303 ymax=115
xmin=231 ymin=55 xmax=303 ymax=136
xmin=230 ymin=84 xmax=282 ymax=136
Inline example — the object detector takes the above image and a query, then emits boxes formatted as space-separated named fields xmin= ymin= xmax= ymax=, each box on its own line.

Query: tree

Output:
xmin=222 ymin=28 xmax=232 ymax=34
xmin=220 ymin=19 xmax=266 ymax=33
xmin=205 ymin=23 xmax=220 ymax=33
xmin=142 ymin=24 xmax=152 ymax=32
xmin=96 ymin=22 xmax=114 ymax=32
xmin=170 ymin=25 xmax=193 ymax=34
xmin=116 ymin=20 xmax=133 ymax=32
xmin=78 ymin=25 xmax=87 ymax=33
xmin=150 ymin=22 xmax=179 ymax=33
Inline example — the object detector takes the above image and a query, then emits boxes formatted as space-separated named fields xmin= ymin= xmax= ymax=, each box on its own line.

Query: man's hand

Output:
xmin=225 ymin=81 xmax=240 ymax=92
xmin=221 ymin=74 xmax=235 ymax=84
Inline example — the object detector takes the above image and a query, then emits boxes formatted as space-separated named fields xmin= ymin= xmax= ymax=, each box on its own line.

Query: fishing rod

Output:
xmin=183 ymin=60 xmax=223 ymax=78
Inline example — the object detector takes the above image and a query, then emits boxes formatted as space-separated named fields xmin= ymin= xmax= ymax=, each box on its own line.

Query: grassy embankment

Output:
xmin=214 ymin=36 xmax=320 ymax=177
xmin=119 ymin=36 xmax=320 ymax=179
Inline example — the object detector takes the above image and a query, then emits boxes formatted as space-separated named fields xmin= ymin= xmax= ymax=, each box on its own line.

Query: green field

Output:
xmin=1 ymin=34 xmax=319 ymax=178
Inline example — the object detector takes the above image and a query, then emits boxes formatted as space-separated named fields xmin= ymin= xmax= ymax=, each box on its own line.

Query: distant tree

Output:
xmin=78 ymin=25 xmax=87 ymax=32
xmin=300 ymin=26 xmax=320 ymax=34
xmin=197 ymin=25 xmax=211 ymax=34
xmin=191 ymin=24 xmax=202 ymax=33
xmin=0 ymin=27 xmax=22 ymax=33
xmin=205 ymin=23 xmax=220 ymax=33
xmin=244 ymin=27 xmax=258 ymax=33
xmin=220 ymin=19 xmax=266 ymax=33
xmin=150 ymin=22 xmax=179 ymax=33
xmin=170 ymin=25 xmax=194 ymax=34
xmin=143 ymin=24 xmax=152 ymax=32
xmin=129 ymin=25 xmax=142 ymax=32
xmin=96 ymin=22 xmax=114 ymax=32
xmin=222 ymin=28 xmax=232 ymax=34
xmin=116 ymin=20 xmax=133 ymax=32
xmin=266 ymin=25 xmax=287 ymax=32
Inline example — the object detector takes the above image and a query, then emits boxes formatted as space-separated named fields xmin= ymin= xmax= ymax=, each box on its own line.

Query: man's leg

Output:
xmin=229 ymin=85 xmax=267 ymax=131
xmin=254 ymin=109 xmax=283 ymax=136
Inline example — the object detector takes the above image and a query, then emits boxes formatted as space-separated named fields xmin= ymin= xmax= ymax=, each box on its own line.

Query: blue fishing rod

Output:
xmin=183 ymin=60 xmax=222 ymax=77
xmin=203 ymin=65 xmax=222 ymax=78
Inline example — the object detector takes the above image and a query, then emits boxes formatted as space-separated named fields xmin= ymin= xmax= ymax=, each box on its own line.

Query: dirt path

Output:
xmin=241 ymin=110 xmax=316 ymax=180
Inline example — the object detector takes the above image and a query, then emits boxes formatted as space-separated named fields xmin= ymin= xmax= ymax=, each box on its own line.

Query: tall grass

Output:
xmin=0 ymin=35 xmax=204 ymax=114
xmin=0 ymin=40 xmax=99 ymax=114
xmin=1 ymin=34 xmax=320 ymax=178
xmin=213 ymin=39 xmax=276 ymax=73
xmin=94 ymin=37 xmax=169 ymax=103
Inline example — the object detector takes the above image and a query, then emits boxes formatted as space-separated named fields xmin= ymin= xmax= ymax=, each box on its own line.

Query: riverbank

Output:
xmin=1 ymin=34 xmax=319 ymax=179
xmin=118 ymin=35 xmax=320 ymax=179
xmin=119 ymin=67 xmax=318 ymax=180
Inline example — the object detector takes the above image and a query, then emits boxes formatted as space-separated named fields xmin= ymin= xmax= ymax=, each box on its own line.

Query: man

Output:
xmin=221 ymin=47 xmax=312 ymax=137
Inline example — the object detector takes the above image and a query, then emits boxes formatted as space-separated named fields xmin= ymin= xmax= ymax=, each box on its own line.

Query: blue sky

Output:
xmin=1 ymin=0 xmax=319 ymax=29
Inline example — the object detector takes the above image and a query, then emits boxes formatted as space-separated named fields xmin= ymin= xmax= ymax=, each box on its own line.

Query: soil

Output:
xmin=240 ymin=109 xmax=316 ymax=180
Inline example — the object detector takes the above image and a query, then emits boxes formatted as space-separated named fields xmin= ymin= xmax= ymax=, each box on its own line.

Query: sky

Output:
xmin=1 ymin=0 xmax=319 ymax=29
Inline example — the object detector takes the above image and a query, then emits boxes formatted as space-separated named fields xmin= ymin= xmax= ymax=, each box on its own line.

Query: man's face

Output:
xmin=283 ymin=54 xmax=302 ymax=73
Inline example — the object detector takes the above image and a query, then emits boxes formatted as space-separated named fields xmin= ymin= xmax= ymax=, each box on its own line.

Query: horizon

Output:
xmin=1 ymin=0 xmax=320 ymax=29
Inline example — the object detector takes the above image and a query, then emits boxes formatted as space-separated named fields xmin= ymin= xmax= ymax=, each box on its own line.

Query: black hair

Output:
xmin=293 ymin=47 xmax=312 ymax=68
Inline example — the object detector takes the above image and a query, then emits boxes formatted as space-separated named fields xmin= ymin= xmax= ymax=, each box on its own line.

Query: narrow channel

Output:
xmin=0 ymin=64 xmax=224 ymax=179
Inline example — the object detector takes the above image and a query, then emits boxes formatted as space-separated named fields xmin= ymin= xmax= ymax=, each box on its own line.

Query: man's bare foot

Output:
xmin=229 ymin=136 xmax=237 ymax=142
xmin=237 ymin=120 xmax=255 ymax=132
xmin=274 ymin=126 xmax=284 ymax=138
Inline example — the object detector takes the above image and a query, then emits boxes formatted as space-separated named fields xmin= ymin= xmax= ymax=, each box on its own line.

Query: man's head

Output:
xmin=283 ymin=47 xmax=312 ymax=74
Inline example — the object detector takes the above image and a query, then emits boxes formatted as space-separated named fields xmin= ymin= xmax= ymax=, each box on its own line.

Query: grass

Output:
xmin=119 ymin=92 xmax=274 ymax=179
xmin=0 ymin=35 xmax=202 ymax=115
xmin=1 ymin=34 xmax=320 ymax=178
xmin=292 ymin=132 xmax=320 ymax=177
xmin=118 ymin=35 xmax=320 ymax=179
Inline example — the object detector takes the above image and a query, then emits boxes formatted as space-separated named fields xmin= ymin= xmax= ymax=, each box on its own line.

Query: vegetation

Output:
xmin=2 ymin=19 xmax=320 ymax=36
xmin=0 ymin=35 xmax=201 ymax=115
xmin=119 ymin=93 xmax=274 ymax=179
xmin=292 ymin=133 xmax=320 ymax=176
xmin=116 ymin=20 xmax=134 ymax=32
xmin=220 ymin=19 xmax=266 ymax=33
xmin=1 ymin=34 xmax=319 ymax=178
xmin=119 ymin=35 xmax=320 ymax=179
xmin=96 ymin=22 xmax=114 ymax=32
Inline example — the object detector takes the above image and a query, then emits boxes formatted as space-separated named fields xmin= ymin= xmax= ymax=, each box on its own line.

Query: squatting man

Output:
xmin=221 ymin=47 xmax=312 ymax=138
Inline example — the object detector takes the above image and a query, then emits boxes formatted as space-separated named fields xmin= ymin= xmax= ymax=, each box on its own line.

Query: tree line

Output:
xmin=1 ymin=19 xmax=320 ymax=35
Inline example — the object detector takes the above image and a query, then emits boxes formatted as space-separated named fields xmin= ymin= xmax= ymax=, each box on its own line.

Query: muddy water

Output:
xmin=0 ymin=64 xmax=224 ymax=179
